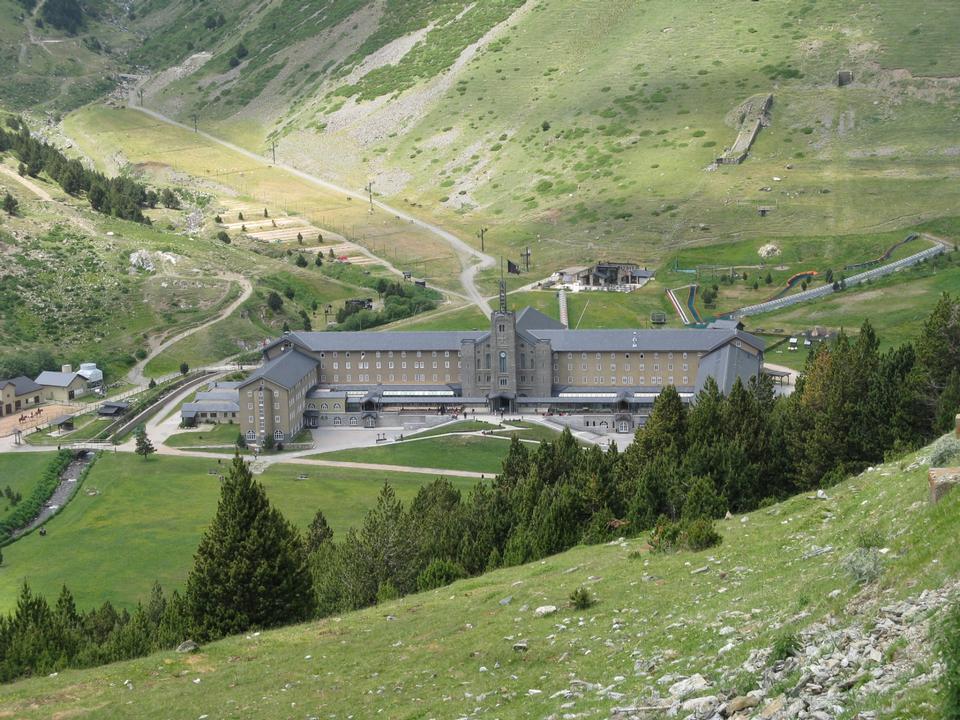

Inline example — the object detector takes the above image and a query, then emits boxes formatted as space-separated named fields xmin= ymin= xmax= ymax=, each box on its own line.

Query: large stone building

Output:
xmin=238 ymin=301 xmax=764 ymax=447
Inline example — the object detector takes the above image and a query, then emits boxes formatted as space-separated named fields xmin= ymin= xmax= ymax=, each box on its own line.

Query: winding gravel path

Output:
xmin=128 ymin=104 xmax=495 ymax=315
xmin=126 ymin=272 xmax=252 ymax=385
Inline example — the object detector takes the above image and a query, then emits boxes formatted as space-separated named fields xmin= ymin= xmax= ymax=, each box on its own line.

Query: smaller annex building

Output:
xmin=35 ymin=363 xmax=103 ymax=403
xmin=180 ymin=382 xmax=242 ymax=427
xmin=0 ymin=376 xmax=43 ymax=417
xmin=238 ymin=301 xmax=764 ymax=447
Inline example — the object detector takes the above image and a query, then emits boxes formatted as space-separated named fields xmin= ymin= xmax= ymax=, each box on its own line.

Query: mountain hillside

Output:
xmin=2 ymin=433 xmax=958 ymax=718
xmin=0 ymin=0 xmax=137 ymax=111
xmin=119 ymin=0 xmax=960 ymax=273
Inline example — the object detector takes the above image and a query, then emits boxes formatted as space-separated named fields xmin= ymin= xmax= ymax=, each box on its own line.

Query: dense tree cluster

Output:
xmin=3 ymin=295 xmax=960 ymax=683
xmin=0 ymin=122 xmax=151 ymax=223
xmin=0 ymin=582 xmax=188 ymax=682
xmin=40 ymin=0 xmax=84 ymax=35
xmin=334 ymin=280 xmax=437 ymax=330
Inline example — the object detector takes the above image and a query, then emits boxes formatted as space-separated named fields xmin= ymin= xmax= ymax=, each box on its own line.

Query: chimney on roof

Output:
xmin=61 ymin=364 xmax=73 ymax=374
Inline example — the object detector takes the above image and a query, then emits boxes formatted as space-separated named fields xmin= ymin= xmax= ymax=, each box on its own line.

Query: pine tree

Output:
xmin=134 ymin=426 xmax=155 ymax=460
xmin=2 ymin=192 xmax=18 ymax=216
xmin=185 ymin=454 xmax=314 ymax=640
xmin=304 ymin=509 xmax=333 ymax=553
xmin=359 ymin=483 xmax=417 ymax=595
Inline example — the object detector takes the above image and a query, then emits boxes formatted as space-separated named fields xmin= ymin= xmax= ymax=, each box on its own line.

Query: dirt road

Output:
xmin=128 ymin=103 xmax=495 ymax=315
xmin=0 ymin=164 xmax=53 ymax=201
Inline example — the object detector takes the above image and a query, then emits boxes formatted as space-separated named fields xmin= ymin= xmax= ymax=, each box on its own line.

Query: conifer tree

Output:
xmin=2 ymin=192 xmax=18 ymax=216
xmin=305 ymin=509 xmax=333 ymax=554
xmin=134 ymin=426 xmax=155 ymax=460
xmin=185 ymin=454 xmax=314 ymax=640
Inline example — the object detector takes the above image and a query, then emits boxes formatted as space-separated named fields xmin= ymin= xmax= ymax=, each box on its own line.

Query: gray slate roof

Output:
xmin=516 ymin=306 xmax=566 ymax=332
xmin=195 ymin=389 xmax=240 ymax=403
xmin=0 ymin=376 xmax=43 ymax=395
xmin=243 ymin=349 xmax=317 ymax=389
xmin=182 ymin=400 xmax=240 ymax=414
xmin=286 ymin=330 xmax=484 ymax=352
xmin=36 ymin=371 xmax=81 ymax=387
xmin=265 ymin=308 xmax=763 ymax=357
xmin=694 ymin=343 xmax=762 ymax=394
xmin=528 ymin=328 xmax=764 ymax=353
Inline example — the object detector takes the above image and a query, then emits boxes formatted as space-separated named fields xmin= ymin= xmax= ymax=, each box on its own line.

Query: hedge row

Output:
xmin=0 ymin=451 xmax=71 ymax=538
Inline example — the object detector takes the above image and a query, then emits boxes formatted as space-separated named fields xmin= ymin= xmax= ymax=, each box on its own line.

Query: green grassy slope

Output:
xmin=0 ymin=453 xmax=473 ymax=612
xmin=0 ymin=148 xmax=382 ymax=379
xmin=0 ymin=0 xmax=133 ymax=112
xmin=2 ymin=436 xmax=957 ymax=718
xmin=124 ymin=0 xmax=960 ymax=285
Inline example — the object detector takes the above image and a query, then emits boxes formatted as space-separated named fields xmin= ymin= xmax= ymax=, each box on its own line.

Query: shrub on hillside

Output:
xmin=649 ymin=515 xmax=722 ymax=553
xmin=416 ymin=558 xmax=467 ymax=591
xmin=649 ymin=515 xmax=684 ymax=553
xmin=770 ymin=631 xmax=800 ymax=664
xmin=569 ymin=586 xmax=595 ymax=610
xmin=842 ymin=547 xmax=883 ymax=585
xmin=684 ymin=518 xmax=722 ymax=551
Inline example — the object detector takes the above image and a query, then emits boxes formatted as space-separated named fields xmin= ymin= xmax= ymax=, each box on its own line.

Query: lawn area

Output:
xmin=509 ymin=285 xmax=680 ymax=329
xmin=164 ymin=423 xmax=242 ymax=448
xmin=0 ymin=454 xmax=58 ymax=526
xmin=0 ymin=453 xmax=473 ymax=612
xmin=407 ymin=420 xmax=501 ymax=439
xmin=315 ymin=435 xmax=517 ymax=474
xmin=497 ymin=421 xmax=565 ymax=443
xmin=390 ymin=303 xmax=490 ymax=331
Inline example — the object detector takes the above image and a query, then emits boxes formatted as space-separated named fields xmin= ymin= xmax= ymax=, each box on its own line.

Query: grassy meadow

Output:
xmin=0 ymin=453 xmax=475 ymax=612
xmin=63 ymin=106 xmax=463 ymax=290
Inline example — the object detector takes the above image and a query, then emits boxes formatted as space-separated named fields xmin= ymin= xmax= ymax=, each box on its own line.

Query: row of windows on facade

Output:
xmin=553 ymin=362 xmax=689 ymax=372
xmin=320 ymin=350 xmax=456 ymax=359
xmin=313 ymin=350 xmax=698 ymax=360
xmin=319 ymin=374 xmax=446 ymax=384
xmin=321 ymin=360 xmax=460 ymax=371
xmin=551 ymin=375 xmax=687 ymax=386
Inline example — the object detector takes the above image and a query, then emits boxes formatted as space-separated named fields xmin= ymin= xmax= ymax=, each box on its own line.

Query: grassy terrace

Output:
xmin=0 ymin=453 xmax=474 ymax=612
xmin=24 ymin=415 xmax=113 ymax=446
xmin=1 ymin=436 xmax=957 ymax=718
xmin=164 ymin=423 xmax=243 ymax=448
